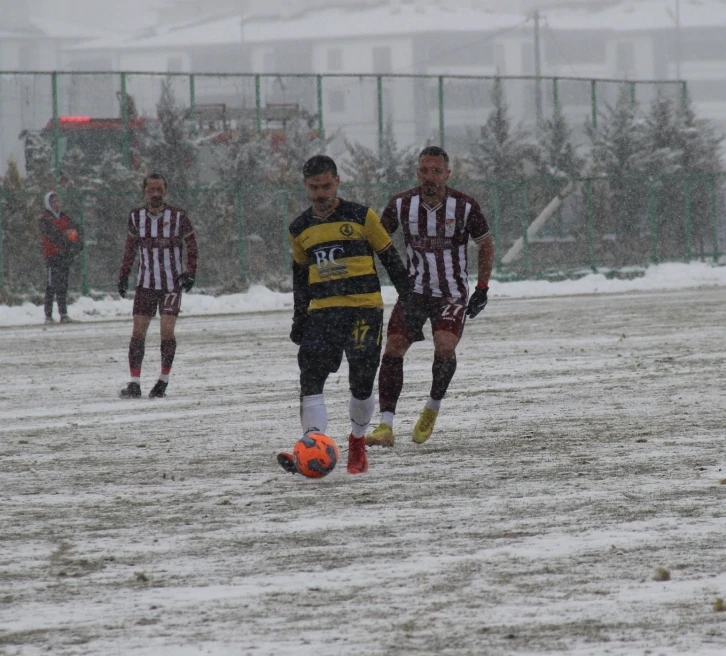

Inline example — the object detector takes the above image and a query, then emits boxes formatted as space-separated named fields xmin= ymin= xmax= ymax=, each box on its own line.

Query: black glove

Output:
xmin=179 ymin=272 xmax=195 ymax=292
xmin=290 ymin=312 xmax=307 ymax=346
xmin=400 ymin=293 xmax=425 ymax=337
xmin=466 ymin=286 xmax=488 ymax=318
xmin=118 ymin=276 xmax=128 ymax=299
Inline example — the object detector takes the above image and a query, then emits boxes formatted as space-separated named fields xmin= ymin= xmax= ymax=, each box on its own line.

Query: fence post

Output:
xmin=255 ymin=75 xmax=262 ymax=136
xmin=0 ymin=190 xmax=4 ymax=288
xmin=438 ymin=76 xmax=445 ymax=148
xmin=630 ymin=81 xmax=636 ymax=104
xmin=552 ymin=77 xmax=559 ymax=111
xmin=120 ymin=72 xmax=131 ymax=168
xmin=590 ymin=79 xmax=597 ymax=129
xmin=79 ymin=194 xmax=88 ymax=296
xmin=189 ymin=74 xmax=197 ymax=135
xmin=377 ymin=76 xmax=384 ymax=155
xmin=649 ymin=182 xmax=658 ymax=265
xmin=711 ymin=174 xmax=720 ymax=264
xmin=519 ymin=182 xmax=530 ymax=276
xmin=585 ymin=179 xmax=596 ymax=271
xmin=684 ymin=178 xmax=692 ymax=262
xmin=492 ymin=182 xmax=502 ymax=271
xmin=52 ymin=72 xmax=61 ymax=182
xmin=235 ymin=188 xmax=247 ymax=283
xmin=281 ymin=188 xmax=289 ymax=265
xmin=316 ymin=74 xmax=325 ymax=143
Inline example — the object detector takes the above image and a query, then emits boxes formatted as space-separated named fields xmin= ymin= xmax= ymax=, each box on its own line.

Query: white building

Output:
xmin=2 ymin=0 xmax=726 ymax=171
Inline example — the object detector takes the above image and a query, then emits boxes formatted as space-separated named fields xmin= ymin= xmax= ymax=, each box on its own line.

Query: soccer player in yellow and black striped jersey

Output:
xmin=277 ymin=155 xmax=415 ymax=476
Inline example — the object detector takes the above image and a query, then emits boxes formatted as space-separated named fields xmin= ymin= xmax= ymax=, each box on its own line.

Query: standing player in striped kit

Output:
xmin=366 ymin=146 xmax=495 ymax=446
xmin=117 ymin=173 xmax=198 ymax=399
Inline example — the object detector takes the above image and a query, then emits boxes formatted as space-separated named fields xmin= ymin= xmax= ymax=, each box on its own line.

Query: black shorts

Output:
xmin=132 ymin=287 xmax=182 ymax=317
xmin=298 ymin=306 xmax=384 ymax=376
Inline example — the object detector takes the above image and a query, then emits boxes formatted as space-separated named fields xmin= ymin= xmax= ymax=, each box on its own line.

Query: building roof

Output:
xmin=66 ymin=0 xmax=726 ymax=54
xmin=544 ymin=0 xmax=726 ymax=32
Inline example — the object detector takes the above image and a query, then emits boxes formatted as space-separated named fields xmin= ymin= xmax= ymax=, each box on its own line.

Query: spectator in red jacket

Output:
xmin=39 ymin=192 xmax=82 ymax=324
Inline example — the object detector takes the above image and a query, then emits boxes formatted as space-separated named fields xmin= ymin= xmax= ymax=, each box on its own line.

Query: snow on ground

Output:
xmin=2 ymin=261 xmax=726 ymax=328
xmin=1 ymin=264 xmax=726 ymax=655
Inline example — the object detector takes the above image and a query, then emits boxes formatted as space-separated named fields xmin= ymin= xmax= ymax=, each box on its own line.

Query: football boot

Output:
xmin=365 ymin=423 xmax=395 ymax=448
xmin=412 ymin=408 xmax=438 ymax=444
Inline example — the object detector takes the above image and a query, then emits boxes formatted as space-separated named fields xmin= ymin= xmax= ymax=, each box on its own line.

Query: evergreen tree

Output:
xmin=673 ymin=93 xmax=724 ymax=258
xmin=143 ymin=78 xmax=197 ymax=201
xmin=341 ymin=122 xmax=418 ymax=207
xmin=21 ymin=131 xmax=54 ymax=194
xmin=587 ymin=85 xmax=647 ymax=248
xmin=466 ymin=77 xmax=536 ymax=247
xmin=1 ymin=159 xmax=44 ymax=293
xmin=80 ymin=151 xmax=144 ymax=289
xmin=536 ymin=102 xmax=584 ymax=181
xmin=209 ymin=125 xmax=282 ymax=287
xmin=638 ymin=92 xmax=685 ymax=257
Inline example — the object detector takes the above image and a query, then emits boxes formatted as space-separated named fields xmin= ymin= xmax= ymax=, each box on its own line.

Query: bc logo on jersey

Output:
xmin=313 ymin=245 xmax=348 ymax=279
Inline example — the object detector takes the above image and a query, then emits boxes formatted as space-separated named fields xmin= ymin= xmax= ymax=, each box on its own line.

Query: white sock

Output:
xmin=425 ymin=396 xmax=441 ymax=412
xmin=381 ymin=411 xmax=395 ymax=428
xmin=349 ymin=395 xmax=375 ymax=438
xmin=301 ymin=394 xmax=327 ymax=436
xmin=158 ymin=373 xmax=169 ymax=383
xmin=130 ymin=376 xmax=141 ymax=384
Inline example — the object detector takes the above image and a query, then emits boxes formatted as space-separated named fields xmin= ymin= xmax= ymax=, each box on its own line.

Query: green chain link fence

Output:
xmin=1 ymin=174 xmax=723 ymax=296
xmin=0 ymin=71 xmax=687 ymax=176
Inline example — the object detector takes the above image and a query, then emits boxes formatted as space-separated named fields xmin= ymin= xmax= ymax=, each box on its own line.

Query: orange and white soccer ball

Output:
xmin=293 ymin=433 xmax=339 ymax=478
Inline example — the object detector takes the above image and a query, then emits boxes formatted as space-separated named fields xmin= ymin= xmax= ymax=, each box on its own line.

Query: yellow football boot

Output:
xmin=412 ymin=408 xmax=438 ymax=444
xmin=365 ymin=423 xmax=395 ymax=447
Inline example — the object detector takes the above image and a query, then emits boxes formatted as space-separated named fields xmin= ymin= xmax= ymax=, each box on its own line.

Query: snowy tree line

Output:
xmin=0 ymin=78 xmax=724 ymax=300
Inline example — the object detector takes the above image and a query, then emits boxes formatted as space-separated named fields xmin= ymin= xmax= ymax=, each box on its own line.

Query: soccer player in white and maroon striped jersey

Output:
xmin=366 ymin=146 xmax=495 ymax=446
xmin=117 ymin=173 xmax=198 ymax=399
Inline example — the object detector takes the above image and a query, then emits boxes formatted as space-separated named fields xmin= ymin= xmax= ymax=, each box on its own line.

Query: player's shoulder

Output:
xmin=387 ymin=186 xmax=421 ymax=204
xmin=447 ymin=187 xmax=481 ymax=207
xmin=289 ymin=207 xmax=315 ymax=237
xmin=165 ymin=203 xmax=187 ymax=215
xmin=337 ymin=198 xmax=371 ymax=225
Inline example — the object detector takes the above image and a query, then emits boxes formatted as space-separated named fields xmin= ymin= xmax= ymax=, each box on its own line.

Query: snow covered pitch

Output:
xmin=1 ymin=284 xmax=725 ymax=655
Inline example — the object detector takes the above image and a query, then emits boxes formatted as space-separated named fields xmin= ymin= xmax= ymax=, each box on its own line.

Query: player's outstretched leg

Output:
xmin=277 ymin=452 xmax=298 ymax=474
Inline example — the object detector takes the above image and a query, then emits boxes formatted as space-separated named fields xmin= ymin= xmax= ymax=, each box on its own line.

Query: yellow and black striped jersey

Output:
xmin=289 ymin=199 xmax=394 ymax=310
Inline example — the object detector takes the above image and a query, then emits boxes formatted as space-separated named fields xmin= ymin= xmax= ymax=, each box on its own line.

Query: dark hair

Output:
xmin=142 ymin=172 xmax=167 ymax=191
xmin=303 ymin=155 xmax=337 ymax=179
xmin=419 ymin=146 xmax=449 ymax=165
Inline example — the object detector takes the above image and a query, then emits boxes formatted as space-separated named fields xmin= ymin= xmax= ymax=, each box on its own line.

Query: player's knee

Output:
xmin=349 ymin=363 xmax=377 ymax=399
xmin=300 ymin=369 xmax=327 ymax=396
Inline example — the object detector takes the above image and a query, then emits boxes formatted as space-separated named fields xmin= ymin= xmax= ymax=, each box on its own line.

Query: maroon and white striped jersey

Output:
xmin=119 ymin=205 xmax=198 ymax=292
xmin=381 ymin=187 xmax=490 ymax=298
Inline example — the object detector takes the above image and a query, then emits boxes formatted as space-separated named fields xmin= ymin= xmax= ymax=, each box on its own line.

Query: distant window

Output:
xmin=544 ymin=33 xmax=606 ymax=65
xmin=680 ymin=36 xmax=726 ymax=62
xmin=684 ymin=79 xmax=726 ymax=101
xmin=329 ymin=89 xmax=345 ymax=112
xmin=521 ymin=43 xmax=534 ymax=75
xmin=263 ymin=51 xmax=277 ymax=73
xmin=327 ymin=48 xmax=343 ymax=71
xmin=372 ymin=46 xmax=392 ymax=74
xmin=616 ymin=42 xmax=635 ymax=76
xmin=494 ymin=43 xmax=506 ymax=74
